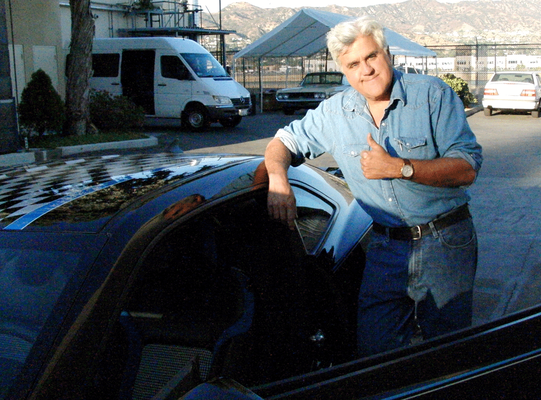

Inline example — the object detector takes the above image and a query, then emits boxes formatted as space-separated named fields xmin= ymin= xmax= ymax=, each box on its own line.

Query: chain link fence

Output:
xmin=225 ymin=43 xmax=541 ymax=111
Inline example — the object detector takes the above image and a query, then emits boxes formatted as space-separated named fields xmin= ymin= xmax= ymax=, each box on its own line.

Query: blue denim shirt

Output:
xmin=277 ymin=70 xmax=483 ymax=227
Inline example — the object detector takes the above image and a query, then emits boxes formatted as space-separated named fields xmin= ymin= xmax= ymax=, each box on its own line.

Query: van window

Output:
xmin=161 ymin=56 xmax=192 ymax=80
xmin=92 ymin=53 xmax=120 ymax=78
xmin=181 ymin=53 xmax=228 ymax=78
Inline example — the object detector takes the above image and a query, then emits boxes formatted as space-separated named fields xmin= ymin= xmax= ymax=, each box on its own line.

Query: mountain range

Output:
xmin=202 ymin=0 xmax=541 ymax=50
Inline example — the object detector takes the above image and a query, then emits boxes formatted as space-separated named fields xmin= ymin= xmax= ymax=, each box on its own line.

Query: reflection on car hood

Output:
xmin=0 ymin=153 xmax=254 ymax=232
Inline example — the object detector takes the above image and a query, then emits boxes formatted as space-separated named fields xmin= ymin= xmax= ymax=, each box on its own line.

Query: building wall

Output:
xmin=6 ymin=0 xmax=64 ymax=100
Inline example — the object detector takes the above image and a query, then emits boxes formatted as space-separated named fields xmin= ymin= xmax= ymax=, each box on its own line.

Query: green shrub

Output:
xmin=18 ymin=69 xmax=65 ymax=135
xmin=439 ymin=73 xmax=478 ymax=108
xmin=89 ymin=90 xmax=145 ymax=130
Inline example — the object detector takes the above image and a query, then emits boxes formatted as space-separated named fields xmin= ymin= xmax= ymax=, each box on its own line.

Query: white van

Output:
xmin=90 ymin=37 xmax=251 ymax=130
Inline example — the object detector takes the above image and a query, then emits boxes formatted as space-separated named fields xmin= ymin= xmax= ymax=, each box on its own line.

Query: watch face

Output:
xmin=402 ymin=164 xmax=414 ymax=178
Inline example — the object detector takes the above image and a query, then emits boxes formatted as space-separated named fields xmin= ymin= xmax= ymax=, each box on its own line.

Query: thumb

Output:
xmin=367 ymin=133 xmax=380 ymax=150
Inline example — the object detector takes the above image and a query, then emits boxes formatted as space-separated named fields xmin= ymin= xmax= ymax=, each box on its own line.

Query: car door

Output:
xmin=155 ymin=53 xmax=194 ymax=118
xmin=90 ymin=52 xmax=122 ymax=97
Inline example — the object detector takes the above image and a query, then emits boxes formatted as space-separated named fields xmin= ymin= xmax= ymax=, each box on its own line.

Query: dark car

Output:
xmin=1 ymin=153 xmax=541 ymax=400
xmin=275 ymin=72 xmax=350 ymax=115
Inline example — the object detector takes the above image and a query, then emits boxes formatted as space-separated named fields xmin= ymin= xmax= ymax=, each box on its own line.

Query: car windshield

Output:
xmin=492 ymin=73 xmax=533 ymax=83
xmin=302 ymin=73 xmax=344 ymax=85
xmin=181 ymin=53 xmax=228 ymax=78
xmin=0 ymin=234 xmax=105 ymax=399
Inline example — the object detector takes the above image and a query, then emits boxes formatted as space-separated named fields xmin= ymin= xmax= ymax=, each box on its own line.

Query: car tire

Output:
xmin=283 ymin=108 xmax=295 ymax=115
xmin=183 ymin=105 xmax=209 ymax=131
xmin=532 ymin=106 xmax=540 ymax=118
xmin=484 ymin=107 xmax=492 ymax=116
xmin=219 ymin=115 xmax=242 ymax=128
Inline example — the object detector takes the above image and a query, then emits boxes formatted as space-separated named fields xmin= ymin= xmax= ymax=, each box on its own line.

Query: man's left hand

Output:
xmin=360 ymin=133 xmax=402 ymax=179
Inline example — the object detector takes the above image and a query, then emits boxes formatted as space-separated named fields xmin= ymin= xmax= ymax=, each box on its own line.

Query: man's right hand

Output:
xmin=265 ymin=137 xmax=297 ymax=230
xmin=267 ymin=176 xmax=297 ymax=230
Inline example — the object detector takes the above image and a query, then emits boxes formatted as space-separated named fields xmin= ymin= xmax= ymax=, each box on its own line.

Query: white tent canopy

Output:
xmin=234 ymin=9 xmax=436 ymax=59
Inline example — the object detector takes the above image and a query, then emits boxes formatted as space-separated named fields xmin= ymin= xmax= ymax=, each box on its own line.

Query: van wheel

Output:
xmin=184 ymin=105 xmax=209 ymax=131
xmin=219 ymin=115 xmax=242 ymax=128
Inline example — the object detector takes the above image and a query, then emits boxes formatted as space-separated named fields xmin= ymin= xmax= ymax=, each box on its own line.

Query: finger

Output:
xmin=367 ymin=133 xmax=375 ymax=148
xmin=286 ymin=205 xmax=297 ymax=230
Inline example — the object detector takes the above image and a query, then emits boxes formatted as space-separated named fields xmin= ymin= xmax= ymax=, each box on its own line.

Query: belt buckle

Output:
xmin=412 ymin=225 xmax=422 ymax=240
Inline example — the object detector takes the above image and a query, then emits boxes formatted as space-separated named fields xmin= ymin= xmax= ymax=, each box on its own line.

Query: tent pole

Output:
xmin=325 ymin=48 xmax=328 ymax=72
xmin=258 ymin=57 xmax=263 ymax=113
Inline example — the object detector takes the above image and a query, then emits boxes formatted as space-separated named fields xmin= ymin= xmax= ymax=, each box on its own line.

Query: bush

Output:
xmin=439 ymin=73 xmax=478 ymax=108
xmin=89 ymin=90 xmax=145 ymax=130
xmin=18 ymin=69 xmax=65 ymax=135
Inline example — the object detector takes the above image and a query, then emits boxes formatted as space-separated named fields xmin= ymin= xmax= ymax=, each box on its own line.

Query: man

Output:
xmin=264 ymin=16 xmax=483 ymax=356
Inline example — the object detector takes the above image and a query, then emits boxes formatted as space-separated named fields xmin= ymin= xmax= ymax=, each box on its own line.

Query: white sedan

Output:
xmin=482 ymin=72 xmax=541 ymax=117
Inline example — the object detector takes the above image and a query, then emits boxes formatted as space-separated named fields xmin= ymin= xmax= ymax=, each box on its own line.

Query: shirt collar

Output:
xmin=342 ymin=69 xmax=407 ymax=112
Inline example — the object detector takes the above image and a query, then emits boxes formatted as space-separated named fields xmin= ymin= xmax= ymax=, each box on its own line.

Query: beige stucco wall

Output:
xmin=6 ymin=0 xmax=65 ymax=99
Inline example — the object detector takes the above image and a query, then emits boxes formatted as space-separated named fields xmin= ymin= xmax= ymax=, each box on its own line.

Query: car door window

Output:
xmin=292 ymin=186 xmax=334 ymax=254
xmin=161 ymin=55 xmax=192 ymax=81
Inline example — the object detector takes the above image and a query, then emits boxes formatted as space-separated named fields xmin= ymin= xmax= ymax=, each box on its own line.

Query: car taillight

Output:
xmin=484 ymin=88 xmax=498 ymax=96
xmin=521 ymin=89 xmax=536 ymax=97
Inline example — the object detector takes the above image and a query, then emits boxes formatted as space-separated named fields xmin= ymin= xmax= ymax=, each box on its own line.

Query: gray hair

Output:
xmin=326 ymin=16 xmax=388 ymax=67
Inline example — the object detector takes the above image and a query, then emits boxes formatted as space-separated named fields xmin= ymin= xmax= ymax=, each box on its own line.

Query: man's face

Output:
xmin=339 ymin=34 xmax=393 ymax=104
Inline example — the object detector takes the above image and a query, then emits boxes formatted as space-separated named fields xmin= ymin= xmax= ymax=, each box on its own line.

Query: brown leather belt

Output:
xmin=372 ymin=204 xmax=471 ymax=241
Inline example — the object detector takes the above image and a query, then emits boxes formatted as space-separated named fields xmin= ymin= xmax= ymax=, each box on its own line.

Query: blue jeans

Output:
xmin=357 ymin=216 xmax=477 ymax=356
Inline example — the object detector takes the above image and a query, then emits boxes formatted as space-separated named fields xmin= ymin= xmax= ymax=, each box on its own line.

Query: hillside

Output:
xmin=202 ymin=0 xmax=541 ymax=49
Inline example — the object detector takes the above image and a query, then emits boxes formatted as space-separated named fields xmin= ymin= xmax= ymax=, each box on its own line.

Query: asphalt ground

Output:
xmin=2 ymin=108 xmax=540 ymax=328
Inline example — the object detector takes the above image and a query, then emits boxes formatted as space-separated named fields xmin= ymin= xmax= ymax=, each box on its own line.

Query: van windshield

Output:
xmin=181 ymin=53 xmax=229 ymax=78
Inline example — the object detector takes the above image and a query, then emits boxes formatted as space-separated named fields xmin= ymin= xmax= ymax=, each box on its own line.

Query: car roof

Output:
xmin=0 ymin=153 xmax=257 ymax=233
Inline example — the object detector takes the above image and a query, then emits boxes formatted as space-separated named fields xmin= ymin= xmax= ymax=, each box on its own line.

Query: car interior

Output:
xmin=91 ymin=191 xmax=364 ymax=399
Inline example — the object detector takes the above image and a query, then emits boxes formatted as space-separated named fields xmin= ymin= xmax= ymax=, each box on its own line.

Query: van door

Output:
xmin=155 ymin=54 xmax=194 ymax=118
xmin=90 ymin=53 xmax=122 ymax=97
xmin=121 ymin=50 xmax=155 ymax=115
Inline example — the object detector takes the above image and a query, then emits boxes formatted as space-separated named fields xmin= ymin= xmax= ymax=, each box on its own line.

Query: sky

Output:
xmin=200 ymin=0 xmax=467 ymax=13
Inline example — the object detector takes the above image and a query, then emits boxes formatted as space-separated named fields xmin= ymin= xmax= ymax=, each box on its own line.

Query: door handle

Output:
xmin=158 ymin=83 xmax=167 ymax=87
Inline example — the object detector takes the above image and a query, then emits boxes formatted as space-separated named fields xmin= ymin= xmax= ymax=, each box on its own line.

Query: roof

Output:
xmin=234 ymin=9 xmax=436 ymax=59
xmin=0 ymin=154 xmax=255 ymax=232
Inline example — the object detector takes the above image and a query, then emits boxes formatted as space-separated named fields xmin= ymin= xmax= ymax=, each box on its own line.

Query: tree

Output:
xmin=65 ymin=0 xmax=94 ymax=135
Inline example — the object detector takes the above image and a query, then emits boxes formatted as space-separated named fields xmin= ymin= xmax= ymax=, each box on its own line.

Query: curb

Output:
xmin=0 ymin=135 xmax=158 ymax=168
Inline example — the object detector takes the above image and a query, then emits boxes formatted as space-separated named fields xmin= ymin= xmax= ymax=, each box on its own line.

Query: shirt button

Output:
xmin=388 ymin=198 xmax=393 ymax=202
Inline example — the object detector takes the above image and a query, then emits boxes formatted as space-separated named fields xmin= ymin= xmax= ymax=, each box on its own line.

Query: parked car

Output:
xmin=275 ymin=72 xmax=350 ymax=115
xmin=1 ymin=153 xmax=541 ymax=399
xmin=482 ymin=71 xmax=541 ymax=117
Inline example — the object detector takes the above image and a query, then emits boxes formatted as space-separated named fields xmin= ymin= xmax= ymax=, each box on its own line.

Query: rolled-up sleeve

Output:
xmin=434 ymin=85 xmax=483 ymax=176
xmin=275 ymin=128 xmax=306 ymax=167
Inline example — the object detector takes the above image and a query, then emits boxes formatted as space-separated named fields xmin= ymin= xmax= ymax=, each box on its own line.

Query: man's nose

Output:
xmin=360 ymin=61 xmax=374 ymax=76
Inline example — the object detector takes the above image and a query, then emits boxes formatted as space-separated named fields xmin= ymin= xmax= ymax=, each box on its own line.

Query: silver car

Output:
xmin=482 ymin=72 xmax=541 ymax=117
xmin=275 ymin=72 xmax=350 ymax=115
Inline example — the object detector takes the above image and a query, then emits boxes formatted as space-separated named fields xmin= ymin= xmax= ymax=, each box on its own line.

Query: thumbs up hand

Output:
xmin=360 ymin=133 xmax=402 ymax=180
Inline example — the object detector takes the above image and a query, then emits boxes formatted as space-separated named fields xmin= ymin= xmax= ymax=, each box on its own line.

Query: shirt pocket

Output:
xmin=341 ymin=144 xmax=370 ymax=158
xmin=395 ymin=136 xmax=427 ymax=157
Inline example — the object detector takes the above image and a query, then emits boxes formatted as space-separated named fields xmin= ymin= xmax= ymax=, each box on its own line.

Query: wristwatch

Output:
xmin=401 ymin=158 xmax=414 ymax=180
